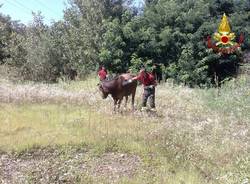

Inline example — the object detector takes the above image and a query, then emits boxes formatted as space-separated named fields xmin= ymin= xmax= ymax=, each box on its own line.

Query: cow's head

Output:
xmin=98 ymin=83 xmax=109 ymax=99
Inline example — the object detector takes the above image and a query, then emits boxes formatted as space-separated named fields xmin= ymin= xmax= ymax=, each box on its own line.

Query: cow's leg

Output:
xmin=113 ymin=99 xmax=118 ymax=112
xmin=124 ymin=96 xmax=128 ymax=110
xmin=117 ymin=98 xmax=122 ymax=110
xmin=131 ymin=88 xmax=136 ymax=111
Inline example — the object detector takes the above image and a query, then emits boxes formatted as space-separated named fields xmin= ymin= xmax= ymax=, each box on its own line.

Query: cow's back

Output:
xmin=118 ymin=74 xmax=137 ymax=96
xmin=120 ymin=73 xmax=135 ymax=80
xmin=102 ymin=73 xmax=137 ymax=99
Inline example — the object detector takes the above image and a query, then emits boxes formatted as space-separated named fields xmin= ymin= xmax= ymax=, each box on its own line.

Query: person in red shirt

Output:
xmin=128 ymin=68 xmax=157 ymax=110
xmin=98 ymin=66 xmax=108 ymax=81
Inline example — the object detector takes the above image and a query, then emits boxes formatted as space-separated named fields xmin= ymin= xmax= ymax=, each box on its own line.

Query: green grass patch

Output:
xmin=0 ymin=103 xmax=157 ymax=154
xmin=0 ymin=75 xmax=249 ymax=184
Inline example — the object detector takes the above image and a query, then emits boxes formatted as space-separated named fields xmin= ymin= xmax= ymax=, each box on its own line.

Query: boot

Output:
xmin=150 ymin=108 xmax=157 ymax=112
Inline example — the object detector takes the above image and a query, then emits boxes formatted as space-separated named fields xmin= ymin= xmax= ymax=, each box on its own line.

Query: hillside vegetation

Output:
xmin=1 ymin=0 xmax=250 ymax=85
xmin=0 ymin=74 xmax=249 ymax=183
xmin=1 ymin=0 xmax=250 ymax=183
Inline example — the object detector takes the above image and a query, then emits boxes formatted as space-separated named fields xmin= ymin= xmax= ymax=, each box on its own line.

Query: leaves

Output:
xmin=1 ymin=0 xmax=249 ymax=85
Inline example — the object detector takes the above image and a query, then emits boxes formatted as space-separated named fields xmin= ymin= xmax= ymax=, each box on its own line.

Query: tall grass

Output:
xmin=0 ymin=103 xmax=157 ymax=154
xmin=0 ymin=75 xmax=249 ymax=183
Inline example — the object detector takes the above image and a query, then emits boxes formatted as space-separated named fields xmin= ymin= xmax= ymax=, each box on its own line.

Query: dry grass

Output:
xmin=0 ymin=75 xmax=249 ymax=184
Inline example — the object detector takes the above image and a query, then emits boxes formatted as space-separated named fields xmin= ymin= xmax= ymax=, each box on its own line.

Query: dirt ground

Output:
xmin=0 ymin=147 xmax=141 ymax=184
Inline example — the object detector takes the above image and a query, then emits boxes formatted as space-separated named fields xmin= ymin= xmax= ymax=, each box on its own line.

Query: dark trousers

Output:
xmin=142 ymin=86 xmax=155 ymax=108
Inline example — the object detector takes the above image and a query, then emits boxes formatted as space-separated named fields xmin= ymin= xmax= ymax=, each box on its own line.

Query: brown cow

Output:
xmin=98 ymin=73 xmax=137 ymax=111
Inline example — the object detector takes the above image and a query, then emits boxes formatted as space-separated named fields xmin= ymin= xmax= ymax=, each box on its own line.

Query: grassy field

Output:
xmin=0 ymin=75 xmax=249 ymax=184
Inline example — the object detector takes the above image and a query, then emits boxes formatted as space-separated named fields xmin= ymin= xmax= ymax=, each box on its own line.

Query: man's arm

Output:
xmin=150 ymin=75 xmax=157 ymax=87
xmin=98 ymin=71 xmax=101 ymax=77
xmin=127 ymin=76 xmax=139 ymax=83
xmin=153 ymin=79 xmax=157 ymax=86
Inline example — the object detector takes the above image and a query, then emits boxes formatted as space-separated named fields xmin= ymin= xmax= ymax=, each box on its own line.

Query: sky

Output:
xmin=0 ymin=0 xmax=67 ymax=25
xmin=0 ymin=0 xmax=143 ymax=25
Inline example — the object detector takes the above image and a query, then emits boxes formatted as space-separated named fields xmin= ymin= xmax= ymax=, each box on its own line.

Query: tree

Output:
xmin=1 ymin=0 xmax=249 ymax=84
xmin=63 ymin=0 xmax=135 ymax=76
xmin=127 ymin=0 xmax=250 ymax=86
xmin=0 ymin=11 xmax=12 ymax=64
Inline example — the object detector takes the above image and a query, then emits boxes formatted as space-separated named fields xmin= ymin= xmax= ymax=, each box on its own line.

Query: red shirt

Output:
xmin=98 ymin=69 xmax=107 ymax=80
xmin=135 ymin=72 xmax=156 ymax=86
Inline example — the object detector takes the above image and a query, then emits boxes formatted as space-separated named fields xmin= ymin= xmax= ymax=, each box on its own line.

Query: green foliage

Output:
xmin=99 ymin=18 xmax=126 ymax=73
xmin=22 ymin=13 xmax=53 ymax=81
xmin=1 ymin=0 xmax=250 ymax=85
xmin=129 ymin=53 xmax=153 ymax=73
xmin=127 ymin=0 xmax=250 ymax=86
xmin=0 ymin=12 xmax=12 ymax=64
